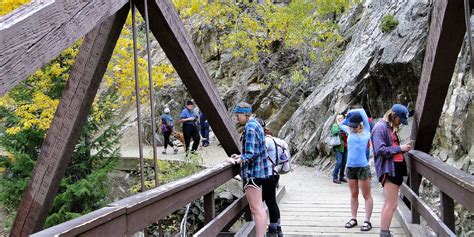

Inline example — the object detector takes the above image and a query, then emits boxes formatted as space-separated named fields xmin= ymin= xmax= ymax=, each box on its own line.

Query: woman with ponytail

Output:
xmin=371 ymin=104 xmax=411 ymax=237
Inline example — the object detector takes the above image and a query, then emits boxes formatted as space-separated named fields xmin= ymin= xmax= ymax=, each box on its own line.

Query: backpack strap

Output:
xmin=265 ymin=135 xmax=278 ymax=175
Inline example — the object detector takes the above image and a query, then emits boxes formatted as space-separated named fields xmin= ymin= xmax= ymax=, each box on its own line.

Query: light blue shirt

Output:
xmin=180 ymin=108 xmax=197 ymax=126
xmin=340 ymin=109 xmax=371 ymax=168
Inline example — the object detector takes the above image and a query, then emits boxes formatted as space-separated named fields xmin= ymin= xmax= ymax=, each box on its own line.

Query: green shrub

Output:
xmin=380 ymin=14 xmax=399 ymax=33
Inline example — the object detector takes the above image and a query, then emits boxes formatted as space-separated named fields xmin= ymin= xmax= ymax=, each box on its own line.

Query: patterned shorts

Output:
xmin=346 ymin=166 xmax=371 ymax=180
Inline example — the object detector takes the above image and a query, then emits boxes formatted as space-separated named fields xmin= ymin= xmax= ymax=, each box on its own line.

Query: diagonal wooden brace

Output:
xmin=11 ymin=5 xmax=129 ymax=236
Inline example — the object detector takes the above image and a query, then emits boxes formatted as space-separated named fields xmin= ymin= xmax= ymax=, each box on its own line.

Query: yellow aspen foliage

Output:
xmin=173 ymin=0 xmax=349 ymax=64
xmin=105 ymin=12 xmax=176 ymax=105
xmin=0 ymin=0 xmax=30 ymax=16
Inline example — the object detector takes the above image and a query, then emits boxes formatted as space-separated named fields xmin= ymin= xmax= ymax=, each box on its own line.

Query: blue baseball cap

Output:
xmin=347 ymin=113 xmax=363 ymax=128
xmin=392 ymin=104 xmax=408 ymax=125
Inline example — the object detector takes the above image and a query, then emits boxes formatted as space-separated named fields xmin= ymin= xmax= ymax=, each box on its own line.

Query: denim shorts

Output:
xmin=346 ymin=166 xmax=371 ymax=180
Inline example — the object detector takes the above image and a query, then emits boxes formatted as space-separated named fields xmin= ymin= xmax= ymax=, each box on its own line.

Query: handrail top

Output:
xmin=111 ymin=162 xmax=233 ymax=212
xmin=408 ymin=150 xmax=474 ymax=192
xmin=32 ymin=161 xmax=236 ymax=236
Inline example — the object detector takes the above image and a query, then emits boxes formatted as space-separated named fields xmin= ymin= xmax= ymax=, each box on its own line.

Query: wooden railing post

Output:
xmin=204 ymin=191 xmax=216 ymax=224
xmin=440 ymin=192 xmax=455 ymax=232
xmin=409 ymin=160 xmax=421 ymax=224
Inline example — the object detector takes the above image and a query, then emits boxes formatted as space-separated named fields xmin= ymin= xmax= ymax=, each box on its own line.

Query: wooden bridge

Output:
xmin=0 ymin=0 xmax=473 ymax=236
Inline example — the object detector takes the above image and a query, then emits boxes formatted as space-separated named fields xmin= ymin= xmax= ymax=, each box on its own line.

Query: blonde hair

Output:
xmin=383 ymin=109 xmax=399 ymax=130
xmin=351 ymin=123 xmax=364 ymax=134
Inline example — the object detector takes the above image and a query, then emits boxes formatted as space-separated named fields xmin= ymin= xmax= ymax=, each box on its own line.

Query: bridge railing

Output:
xmin=31 ymin=162 xmax=244 ymax=236
xmin=400 ymin=150 xmax=474 ymax=237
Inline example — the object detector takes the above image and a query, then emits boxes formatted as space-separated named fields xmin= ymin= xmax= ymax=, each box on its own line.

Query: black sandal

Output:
xmin=360 ymin=221 xmax=372 ymax=231
xmin=345 ymin=219 xmax=357 ymax=228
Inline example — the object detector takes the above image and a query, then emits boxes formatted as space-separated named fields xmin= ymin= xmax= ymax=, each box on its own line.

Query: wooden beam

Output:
xmin=204 ymin=191 xmax=216 ymax=224
xmin=194 ymin=186 xmax=286 ymax=237
xmin=408 ymin=151 xmax=474 ymax=211
xmin=31 ymin=162 xmax=239 ymax=236
xmin=0 ymin=0 xmax=128 ymax=96
xmin=410 ymin=0 xmax=466 ymax=152
xmin=11 ymin=6 xmax=129 ymax=236
xmin=400 ymin=184 xmax=455 ymax=237
xmin=440 ymin=192 xmax=455 ymax=232
xmin=134 ymin=0 xmax=241 ymax=156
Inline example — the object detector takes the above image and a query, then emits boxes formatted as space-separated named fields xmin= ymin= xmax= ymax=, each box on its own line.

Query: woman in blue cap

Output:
xmin=340 ymin=108 xmax=374 ymax=232
xmin=371 ymin=104 xmax=411 ymax=237
xmin=227 ymin=102 xmax=269 ymax=237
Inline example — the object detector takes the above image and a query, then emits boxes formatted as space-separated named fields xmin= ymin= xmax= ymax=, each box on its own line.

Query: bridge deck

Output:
xmin=278 ymin=166 xmax=407 ymax=236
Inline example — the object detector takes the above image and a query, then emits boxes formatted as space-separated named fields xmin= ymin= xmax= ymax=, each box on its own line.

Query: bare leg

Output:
xmin=245 ymin=186 xmax=267 ymax=237
xmin=359 ymin=178 xmax=373 ymax=222
xmin=381 ymin=180 xmax=399 ymax=230
xmin=348 ymin=179 xmax=359 ymax=219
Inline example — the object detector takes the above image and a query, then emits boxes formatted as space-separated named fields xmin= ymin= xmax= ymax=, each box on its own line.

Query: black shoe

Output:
xmin=267 ymin=227 xmax=278 ymax=237
xmin=277 ymin=226 xmax=283 ymax=237
xmin=339 ymin=178 xmax=347 ymax=183
xmin=333 ymin=179 xmax=341 ymax=184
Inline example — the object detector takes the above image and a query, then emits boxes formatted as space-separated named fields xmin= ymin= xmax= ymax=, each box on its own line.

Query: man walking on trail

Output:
xmin=179 ymin=100 xmax=200 ymax=154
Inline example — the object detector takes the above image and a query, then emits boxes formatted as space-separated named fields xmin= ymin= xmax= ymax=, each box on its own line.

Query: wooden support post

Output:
xmin=440 ymin=192 xmax=455 ymax=232
xmin=409 ymin=161 xmax=421 ymax=224
xmin=134 ymin=0 xmax=241 ymax=156
xmin=410 ymin=0 xmax=465 ymax=153
xmin=204 ymin=191 xmax=216 ymax=224
xmin=11 ymin=6 xmax=129 ymax=236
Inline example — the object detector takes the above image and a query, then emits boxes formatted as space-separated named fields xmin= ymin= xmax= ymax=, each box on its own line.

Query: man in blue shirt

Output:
xmin=179 ymin=100 xmax=200 ymax=154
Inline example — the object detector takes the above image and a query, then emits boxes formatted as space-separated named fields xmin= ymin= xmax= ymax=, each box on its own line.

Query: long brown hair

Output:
xmin=264 ymin=127 xmax=273 ymax=136
xmin=383 ymin=109 xmax=399 ymax=130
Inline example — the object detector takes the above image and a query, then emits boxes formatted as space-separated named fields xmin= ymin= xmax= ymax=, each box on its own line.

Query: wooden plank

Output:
xmin=11 ymin=6 xmax=129 ymax=236
xmin=195 ymin=186 xmax=285 ymax=237
xmin=281 ymin=226 xmax=405 ymax=234
xmin=134 ymin=0 xmax=241 ymax=156
xmin=408 ymin=151 xmax=422 ymax=224
xmin=400 ymin=184 xmax=455 ymax=237
xmin=204 ymin=191 xmax=216 ymax=224
xmin=396 ymin=197 xmax=435 ymax=237
xmin=409 ymin=151 xmax=474 ymax=211
xmin=31 ymin=207 xmax=126 ymax=237
xmin=0 ymin=0 xmax=129 ymax=96
xmin=410 ymin=0 xmax=465 ymax=152
xmin=234 ymin=222 xmax=255 ymax=237
xmin=194 ymin=194 xmax=248 ymax=237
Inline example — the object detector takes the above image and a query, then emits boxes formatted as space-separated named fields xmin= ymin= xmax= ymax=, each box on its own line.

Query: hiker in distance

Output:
xmin=330 ymin=114 xmax=348 ymax=184
xmin=227 ymin=102 xmax=269 ymax=237
xmin=160 ymin=108 xmax=178 ymax=155
xmin=179 ymin=100 xmax=201 ymax=154
xmin=340 ymin=108 xmax=374 ymax=232
xmin=372 ymin=104 xmax=411 ymax=237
